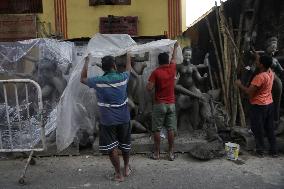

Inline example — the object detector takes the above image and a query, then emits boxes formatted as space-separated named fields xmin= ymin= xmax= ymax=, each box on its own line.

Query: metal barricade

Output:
xmin=0 ymin=79 xmax=46 ymax=184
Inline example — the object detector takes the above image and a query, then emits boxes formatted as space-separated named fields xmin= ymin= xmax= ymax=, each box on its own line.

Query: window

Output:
xmin=89 ymin=0 xmax=131 ymax=6
xmin=100 ymin=16 xmax=137 ymax=36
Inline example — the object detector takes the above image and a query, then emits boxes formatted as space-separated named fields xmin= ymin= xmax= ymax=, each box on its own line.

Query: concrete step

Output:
xmin=93 ymin=131 xmax=208 ymax=154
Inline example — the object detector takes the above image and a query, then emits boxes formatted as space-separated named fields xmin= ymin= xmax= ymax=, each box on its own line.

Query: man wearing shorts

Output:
xmin=146 ymin=42 xmax=178 ymax=161
xmin=81 ymin=54 xmax=132 ymax=182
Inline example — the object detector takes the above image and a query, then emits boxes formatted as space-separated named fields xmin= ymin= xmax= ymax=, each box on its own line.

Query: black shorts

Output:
xmin=99 ymin=122 xmax=131 ymax=154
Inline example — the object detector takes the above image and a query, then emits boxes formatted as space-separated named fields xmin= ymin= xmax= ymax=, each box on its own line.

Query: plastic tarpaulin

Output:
xmin=0 ymin=38 xmax=74 ymax=149
xmin=56 ymin=33 xmax=182 ymax=151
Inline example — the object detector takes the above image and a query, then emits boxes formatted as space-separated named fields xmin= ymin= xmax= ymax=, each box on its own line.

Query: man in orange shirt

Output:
xmin=236 ymin=54 xmax=278 ymax=157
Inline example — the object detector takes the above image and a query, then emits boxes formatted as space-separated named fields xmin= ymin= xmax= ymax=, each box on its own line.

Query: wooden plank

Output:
xmin=0 ymin=15 xmax=37 ymax=41
xmin=0 ymin=0 xmax=43 ymax=14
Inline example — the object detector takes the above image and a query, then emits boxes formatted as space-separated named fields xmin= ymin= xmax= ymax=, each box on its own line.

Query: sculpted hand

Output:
xmin=203 ymin=73 xmax=208 ymax=78
xmin=203 ymin=59 xmax=209 ymax=67
xmin=235 ymin=79 xmax=242 ymax=87
xmin=174 ymin=41 xmax=179 ymax=48
xmin=200 ymin=94 xmax=208 ymax=102
xmin=85 ymin=53 xmax=91 ymax=63
xmin=175 ymin=73 xmax=180 ymax=80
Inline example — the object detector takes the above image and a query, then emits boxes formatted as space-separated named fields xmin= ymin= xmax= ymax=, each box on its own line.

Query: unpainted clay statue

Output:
xmin=37 ymin=58 xmax=67 ymax=104
xmin=175 ymin=47 xmax=211 ymax=130
xmin=128 ymin=53 xmax=148 ymax=111
xmin=16 ymin=57 xmax=67 ymax=110
xmin=265 ymin=37 xmax=284 ymax=126
xmin=128 ymin=53 xmax=149 ymax=133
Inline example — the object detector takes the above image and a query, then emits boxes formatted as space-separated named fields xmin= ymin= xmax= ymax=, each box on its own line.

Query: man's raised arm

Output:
xmin=80 ymin=55 xmax=89 ymax=85
xmin=125 ymin=53 xmax=132 ymax=72
xmin=171 ymin=42 xmax=179 ymax=63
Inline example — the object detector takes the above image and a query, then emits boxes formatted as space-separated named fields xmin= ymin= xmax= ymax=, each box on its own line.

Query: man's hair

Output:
xmin=102 ymin=56 xmax=115 ymax=72
xmin=259 ymin=55 xmax=273 ymax=69
xmin=182 ymin=46 xmax=192 ymax=54
xmin=158 ymin=52 xmax=169 ymax=65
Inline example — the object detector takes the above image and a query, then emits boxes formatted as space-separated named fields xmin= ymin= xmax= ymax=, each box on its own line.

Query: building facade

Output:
xmin=0 ymin=0 xmax=187 ymax=40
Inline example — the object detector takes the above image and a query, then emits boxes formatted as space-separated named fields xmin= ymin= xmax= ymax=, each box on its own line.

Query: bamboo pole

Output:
xmin=214 ymin=72 xmax=221 ymax=89
xmin=236 ymin=13 xmax=246 ymax=128
xmin=219 ymin=2 xmax=231 ymax=117
xmin=238 ymin=92 xmax=246 ymax=127
xmin=214 ymin=2 xmax=224 ymax=69
xmin=228 ymin=18 xmax=237 ymax=127
xmin=226 ymin=15 xmax=246 ymax=128
xmin=236 ymin=13 xmax=244 ymax=51
xmin=205 ymin=17 xmax=228 ymax=111
xmin=219 ymin=3 xmax=228 ymax=90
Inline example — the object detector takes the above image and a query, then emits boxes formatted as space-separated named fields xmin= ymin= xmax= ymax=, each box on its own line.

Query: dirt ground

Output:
xmin=0 ymin=153 xmax=283 ymax=189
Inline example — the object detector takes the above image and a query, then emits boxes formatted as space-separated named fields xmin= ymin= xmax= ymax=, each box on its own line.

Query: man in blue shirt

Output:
xmin=81 ymin=54 xmax=132 ymax=182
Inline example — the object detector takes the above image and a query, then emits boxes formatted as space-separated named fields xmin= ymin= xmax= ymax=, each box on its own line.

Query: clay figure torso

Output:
xmin=178 ymin=64 xmax=202 ymax=94
xmin=175 ymin=47 xmax=210 ymax=130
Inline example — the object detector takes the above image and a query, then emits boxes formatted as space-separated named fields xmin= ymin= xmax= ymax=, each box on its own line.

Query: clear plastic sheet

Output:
xmin=0 ymin=35 xmax=183 ymax=152
xmin=0 ymin=38 xmax=74 ymax=150
xmin=56 ymin=34 xmax=182 ymax=151
xmin=0 ymin=103 xmax=42 ymax=150
xmin=0 ymin=38 xmax=73 ymax=74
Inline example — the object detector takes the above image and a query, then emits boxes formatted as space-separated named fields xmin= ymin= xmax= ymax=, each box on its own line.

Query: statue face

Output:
xmin=132 ymin=62 xmax=145 ymax=75
xmin=38 ymin=62 xmax=56 ymax=81
xmin=183 ymin=49 xmax=192 ymax=63
xmin=266 ymin=40 xmax=278 ymax=55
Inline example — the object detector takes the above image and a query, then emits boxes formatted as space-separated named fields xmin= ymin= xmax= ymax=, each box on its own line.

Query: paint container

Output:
xmin=225 ymin=142 xmax=240 ymax=160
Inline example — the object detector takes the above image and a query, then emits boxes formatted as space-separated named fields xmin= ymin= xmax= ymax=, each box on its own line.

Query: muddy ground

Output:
xmin=0 ymin=153 xmax=283 ymax=189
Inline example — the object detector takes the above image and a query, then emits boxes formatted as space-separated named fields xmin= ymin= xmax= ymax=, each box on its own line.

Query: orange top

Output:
xmin=249 ymin=69 xmax=274 ymax=105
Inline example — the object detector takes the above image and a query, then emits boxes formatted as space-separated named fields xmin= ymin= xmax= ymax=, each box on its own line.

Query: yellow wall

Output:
xmin=181 ymin=0 xmax=187 ymax=32
xmin=37 ymin=0 xmax=186 ymax=39
xmin=67 ymin=0 xmax=168 ymax=38
xmin=37 ymin=0 xmax=55 ymax=34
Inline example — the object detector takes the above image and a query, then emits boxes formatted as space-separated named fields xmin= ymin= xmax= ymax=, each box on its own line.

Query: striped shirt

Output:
xmin=87 ymin=71 xmax=130 ymax=126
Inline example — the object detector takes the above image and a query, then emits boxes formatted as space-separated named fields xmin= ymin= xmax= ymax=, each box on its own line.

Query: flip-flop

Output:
xmin=149 ymin=153 xmax=160 ymax=160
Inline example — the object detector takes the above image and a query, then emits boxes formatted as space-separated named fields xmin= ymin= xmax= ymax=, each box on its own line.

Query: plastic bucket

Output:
xmin=225 ymin=142 xmax=240 ymax=160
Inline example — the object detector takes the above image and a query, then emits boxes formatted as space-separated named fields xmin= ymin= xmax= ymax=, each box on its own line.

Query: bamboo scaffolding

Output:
xmin=235 ymin=13 xmax=246 ymax=128
xmin=219 ymin=3 xmax=233 ymax=116
xmin=219 ymin=2 xmax=232 ymax=124
xmin=218 ymin=2 xmax=246 ymax=128
xmin=219 ymin=3 xmax=228 ymax=92
xmin=205 ymin=17 xmax=228 ymax=111
xmin=228 ymin=18 xmax=238 ymax=127
xmin=207 ymin=2 xmax=249 ymax=128
xmin=214 ymin=2 xmax=224 ymax=70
